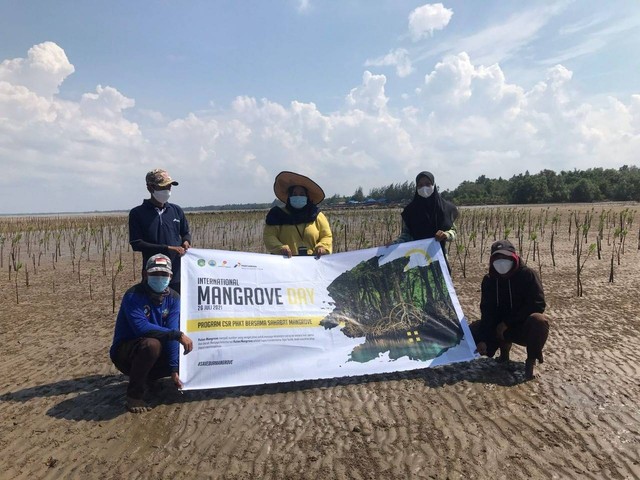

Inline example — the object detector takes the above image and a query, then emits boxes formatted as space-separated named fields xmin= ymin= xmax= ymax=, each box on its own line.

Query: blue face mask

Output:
xmin=148 ymin=276 xmax=171 ymax=292
xmin=289 ymin=196 xmax=308 ymax=209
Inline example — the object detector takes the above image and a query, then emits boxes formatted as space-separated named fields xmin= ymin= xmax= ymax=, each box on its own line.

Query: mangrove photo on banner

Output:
xmin=323 ymin=254 xmax=464 ymax=363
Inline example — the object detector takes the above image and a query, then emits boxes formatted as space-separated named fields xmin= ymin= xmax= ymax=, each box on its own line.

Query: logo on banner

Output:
xmin=208 ymin=260 xmax=217 ymax=267
xmin=229 ymin=261 xmax=261 ymax=269
xmin=197 ymin=259 xmax=206 ymax=267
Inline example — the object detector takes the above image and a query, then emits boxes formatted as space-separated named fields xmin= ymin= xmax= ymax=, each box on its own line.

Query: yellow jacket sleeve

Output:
xmin=263 ymin=222 xmax=286 ymax=254
xmin=314 ymin=212 xmax=333 ymax=254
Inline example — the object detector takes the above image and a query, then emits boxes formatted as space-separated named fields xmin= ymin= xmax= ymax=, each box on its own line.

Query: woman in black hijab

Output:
xmin=390 ymin=171 xmax=458 ymax=267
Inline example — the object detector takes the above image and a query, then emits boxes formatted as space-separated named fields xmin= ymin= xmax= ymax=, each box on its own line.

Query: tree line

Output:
xmin=346 ymin=166 xmax=640 ymax=206
xmin=186 ymin=165 xmax=640 ymax=212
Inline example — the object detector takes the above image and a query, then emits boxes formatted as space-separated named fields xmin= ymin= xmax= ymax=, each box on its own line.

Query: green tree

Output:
xmin=570 ymin=178 xmax=601 ymax=202
xmin=351 ymin=186 xmax=365 ymax=202
xmin=509 ymin=173 xmax=549 ymax=204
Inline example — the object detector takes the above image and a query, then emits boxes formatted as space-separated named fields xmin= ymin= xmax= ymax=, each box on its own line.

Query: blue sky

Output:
xmin=1 ymin=0 xmax=639 ymax=214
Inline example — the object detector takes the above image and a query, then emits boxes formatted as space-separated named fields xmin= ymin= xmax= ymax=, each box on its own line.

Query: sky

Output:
xmin=1 ymin=0 xmax=639 ymax=214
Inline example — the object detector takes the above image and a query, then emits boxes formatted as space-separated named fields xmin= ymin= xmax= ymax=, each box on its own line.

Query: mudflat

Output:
xmin=1 ymin=204 xmax=638 ymax=479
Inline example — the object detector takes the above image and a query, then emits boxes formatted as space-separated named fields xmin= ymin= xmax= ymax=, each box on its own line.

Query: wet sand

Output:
xmin=1 ymin=206 xmax=639 ymax=479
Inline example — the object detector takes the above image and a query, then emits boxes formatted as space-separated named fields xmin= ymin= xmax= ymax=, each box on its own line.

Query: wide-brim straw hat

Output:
xmin=273 ymin=171 xmax=325 ymax=205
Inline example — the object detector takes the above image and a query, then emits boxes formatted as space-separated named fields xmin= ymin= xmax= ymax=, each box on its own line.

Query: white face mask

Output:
xmin=417 ymin=186 xmax=434 ymax=198
xmin=493 ymin=259 xmax=514 ymax=275
xmin=152 ymin=189 xmax=171 ymax=204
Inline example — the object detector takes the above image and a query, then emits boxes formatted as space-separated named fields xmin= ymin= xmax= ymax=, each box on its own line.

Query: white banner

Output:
xmin=179 ymin=239 xmax=477 ymax=390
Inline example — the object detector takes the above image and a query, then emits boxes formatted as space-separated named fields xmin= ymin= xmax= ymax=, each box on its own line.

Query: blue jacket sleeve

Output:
xmin=165 ymin=296 xmax=182 ymax=371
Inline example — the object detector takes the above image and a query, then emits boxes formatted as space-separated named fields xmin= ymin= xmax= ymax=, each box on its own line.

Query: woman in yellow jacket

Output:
xmin=263 ymin=171 xmax=333 ymax=258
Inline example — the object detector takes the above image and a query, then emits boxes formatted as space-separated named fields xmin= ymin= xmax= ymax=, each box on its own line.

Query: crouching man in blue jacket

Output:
xmin=110 ymin=253 xmax=193 ymax=412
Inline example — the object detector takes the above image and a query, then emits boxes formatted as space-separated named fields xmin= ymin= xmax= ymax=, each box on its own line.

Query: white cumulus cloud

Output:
xmin=408 ymin=3 xmax=453 ymax=41
xmin=346 ymin=71 xmax=389 ymax=113
xmin=365 ymin=49 xmax=414 ymax=78
xmin=1 ymin=42 xmax=640 ymax=214
xmin=80 ymin=85 xmax=136 ymax=119
xmin=0 ymin=42 xmax=74 ymax=97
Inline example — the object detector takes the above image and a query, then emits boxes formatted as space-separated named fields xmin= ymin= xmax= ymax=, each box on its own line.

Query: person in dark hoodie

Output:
xmin=389 ymin=171 xmax=458 ymax=269
xmin=470 ymin=239 xmax=550 ymax=380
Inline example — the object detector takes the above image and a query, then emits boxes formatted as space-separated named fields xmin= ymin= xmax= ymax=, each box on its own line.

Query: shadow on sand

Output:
xmin=0 ymin=358 xmax=530 ymax=422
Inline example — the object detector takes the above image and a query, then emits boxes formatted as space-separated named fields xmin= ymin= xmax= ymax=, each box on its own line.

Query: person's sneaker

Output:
xmin=525 ymin=359 xmax=536 ymax=380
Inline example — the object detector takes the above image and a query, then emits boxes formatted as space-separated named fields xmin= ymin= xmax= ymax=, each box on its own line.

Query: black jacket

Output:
xmin=129 ymin=199 xmax=191 ymax=284
xmin=476 ymin=262 xmax=545 ymax=343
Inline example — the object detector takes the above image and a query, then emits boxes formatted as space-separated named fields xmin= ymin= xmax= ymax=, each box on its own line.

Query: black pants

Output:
xmin=470 ymin=313 xmax=550 ymax=362
xmin=111 ymin=338 xmax=172 ymax=399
